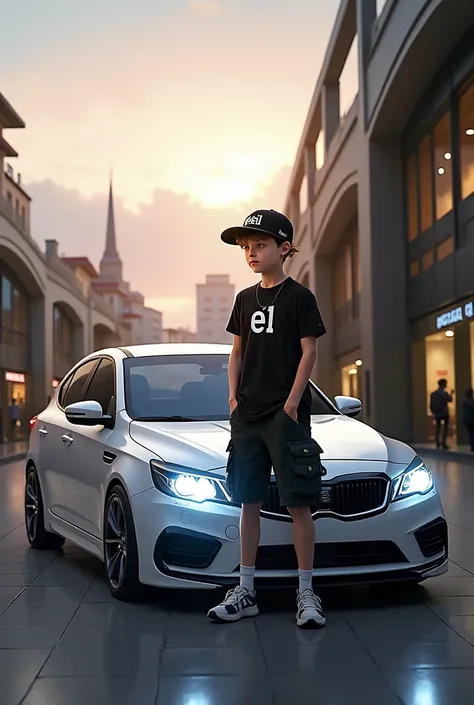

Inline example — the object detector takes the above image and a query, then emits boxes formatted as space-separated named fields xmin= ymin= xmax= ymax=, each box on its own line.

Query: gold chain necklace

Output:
xmin=255 ymin=277 xmax=288 ymax=310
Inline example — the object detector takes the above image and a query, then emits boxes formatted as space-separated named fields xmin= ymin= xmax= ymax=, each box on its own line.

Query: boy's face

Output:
xmin=238 ymin=235 xmax=289 ymax=273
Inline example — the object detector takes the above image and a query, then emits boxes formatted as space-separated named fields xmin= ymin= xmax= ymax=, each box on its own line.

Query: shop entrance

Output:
xmin=4 ymin=371 xmax=27 ymax=442
xmin=341 ymin=362 xmax=361 ymax=399
xmin=425 ymin=331 xmax=456 ymax=443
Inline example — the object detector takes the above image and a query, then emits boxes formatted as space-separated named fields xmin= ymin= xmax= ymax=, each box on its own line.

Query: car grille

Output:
xmin=262 ymin=477 xmax=389 ymax=519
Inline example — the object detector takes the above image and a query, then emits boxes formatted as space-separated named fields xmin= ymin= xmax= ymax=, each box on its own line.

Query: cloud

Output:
xmin=189 ymin=0 xmax=220 ymax=15
xmin=27 ymin=166 xmax=291 ymax=329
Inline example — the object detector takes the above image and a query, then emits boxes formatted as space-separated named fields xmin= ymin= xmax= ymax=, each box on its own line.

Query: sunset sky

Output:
xmin=2 ymin=0 xmax=358 ymax=328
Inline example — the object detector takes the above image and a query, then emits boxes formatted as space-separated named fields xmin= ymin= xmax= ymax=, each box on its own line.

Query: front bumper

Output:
xmin=131 ymin=486 xmax=448 ymax=590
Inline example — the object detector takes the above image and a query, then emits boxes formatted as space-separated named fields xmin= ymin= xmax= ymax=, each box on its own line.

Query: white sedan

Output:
xmin=25 ymin=343 xmax=448 ymax=601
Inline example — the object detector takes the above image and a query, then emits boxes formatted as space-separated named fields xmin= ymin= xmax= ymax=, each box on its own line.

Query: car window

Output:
xmin=61 ymin=360 xmax=98 ymax=408
xmin=123 ymin=354 xmax=335 ymax=421
xmin=85 ymin=358 xmax=115 ymax=415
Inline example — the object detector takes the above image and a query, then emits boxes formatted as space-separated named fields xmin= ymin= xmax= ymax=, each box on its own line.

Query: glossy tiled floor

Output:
xmin=1 ymin=456 xmax=474 ymax=704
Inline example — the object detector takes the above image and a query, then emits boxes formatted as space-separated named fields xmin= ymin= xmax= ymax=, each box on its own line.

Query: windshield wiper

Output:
xmin=134 ymin=416 xmax=198 ymax=422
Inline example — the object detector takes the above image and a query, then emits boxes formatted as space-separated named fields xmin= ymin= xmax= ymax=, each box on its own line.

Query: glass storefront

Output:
xmin=413 ymin=297 xmax=474 ymax=445
xmin=0 ymin=267 xmax=30 ymax=442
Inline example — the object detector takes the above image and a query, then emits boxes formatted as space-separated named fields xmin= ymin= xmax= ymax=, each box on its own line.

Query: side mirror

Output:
xmin=334 ymin=395 xmax=362 ymax=418
xmin=65 ymin=400 xmax=114 ymax=429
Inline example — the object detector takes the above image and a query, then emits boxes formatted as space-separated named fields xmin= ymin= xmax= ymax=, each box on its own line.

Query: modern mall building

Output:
xmin=284 ymin=0 xmax=474 ymax=446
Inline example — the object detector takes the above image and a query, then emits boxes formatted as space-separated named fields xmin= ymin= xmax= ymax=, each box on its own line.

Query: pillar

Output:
xmin=30 ymin=296 xmax=48 ymax=415
xmin=412 ymin=338 xmax=428 ymax=442
xmin=358 ymin=137 xmax=411 ymax=440
xmin=322 ymin=83 xmax=340 ymax=153
xmin=313 ymin=254 xmax=337 ymax=397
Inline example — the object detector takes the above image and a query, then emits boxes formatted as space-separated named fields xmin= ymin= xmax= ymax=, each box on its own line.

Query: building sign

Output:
xmin=436 ymin=301 xmax=474 ymax=330
xmin=5 ymin=371 xmax=26 ymax=384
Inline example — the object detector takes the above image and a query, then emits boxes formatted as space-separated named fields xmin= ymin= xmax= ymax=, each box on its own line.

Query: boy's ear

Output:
xmin=280 ymin=241 xmax=291 ymax=256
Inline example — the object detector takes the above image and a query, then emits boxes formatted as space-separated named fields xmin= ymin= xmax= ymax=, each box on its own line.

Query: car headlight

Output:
xmin=150 ymin=460 xmax=230 ymax=504
xmin=393 ymin=456 xmax=434 ymax=500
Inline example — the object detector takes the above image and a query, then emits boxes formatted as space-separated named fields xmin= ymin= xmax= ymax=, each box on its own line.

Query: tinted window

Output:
xmin=85 ymin=358 xmax=115 ymax=415
xmin=124 ymin=354 xmax=334 ymax=421
xmin=61 ymin=360 xmax=98 ymax=408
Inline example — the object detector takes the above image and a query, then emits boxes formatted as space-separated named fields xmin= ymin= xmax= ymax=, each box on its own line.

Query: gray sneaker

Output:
xmin=207 ymin=586 xmax=259 ymax=622
xmin=296 ymin=589 xmax=326 ymax=628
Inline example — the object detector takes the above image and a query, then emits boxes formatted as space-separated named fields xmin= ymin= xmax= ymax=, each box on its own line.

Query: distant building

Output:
xmin=91 ymin=180 xmax=163 ymax=346
xmin=163 ymin=327 xmax=196 ymax=344
xmin=196 ymin=274 xmax=234 ymax=344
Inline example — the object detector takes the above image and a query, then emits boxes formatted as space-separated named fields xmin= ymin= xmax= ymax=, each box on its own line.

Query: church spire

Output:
xmin=99 ymin=176 xmax=123 ymax=282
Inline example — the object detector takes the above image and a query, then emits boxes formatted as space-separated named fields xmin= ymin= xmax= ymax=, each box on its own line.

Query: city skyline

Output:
xmin=1 ymin=0 xmax=358 ymax=328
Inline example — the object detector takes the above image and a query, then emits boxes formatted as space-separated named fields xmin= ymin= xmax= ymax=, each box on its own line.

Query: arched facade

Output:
xmin=285 ymin=0 xmax=474 ymax=445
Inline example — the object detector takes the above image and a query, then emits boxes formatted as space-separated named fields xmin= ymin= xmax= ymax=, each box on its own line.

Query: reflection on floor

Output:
xmin=1 ymin=456 xmax=474 ymax=704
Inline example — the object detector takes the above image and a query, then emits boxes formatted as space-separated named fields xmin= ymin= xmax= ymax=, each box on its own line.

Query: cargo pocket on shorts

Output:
xmin=225 ymin=439 xmax=235 ymax=497
xmin=286 ymin=438 xmax=324 ymax=498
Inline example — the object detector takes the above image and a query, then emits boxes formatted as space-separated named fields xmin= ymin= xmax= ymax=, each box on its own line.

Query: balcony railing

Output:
xmin=0 ymin=196 xmax=29 ymax=237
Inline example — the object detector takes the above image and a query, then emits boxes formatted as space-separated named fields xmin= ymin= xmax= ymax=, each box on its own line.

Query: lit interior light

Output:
xmin=466 ymin=128 xmax=474 ymax=136
xmin=445 ymin=330 xmax=454 ymax=338
xmin=348 ymin=368 xmax=358 ymax=376
xmin=355 ymin=359 xmax=363 ymax=367
xmin=444 ymin=152 xmax=451 ymax=160
xmin=437 ymin=167 xmax=445 ymax=175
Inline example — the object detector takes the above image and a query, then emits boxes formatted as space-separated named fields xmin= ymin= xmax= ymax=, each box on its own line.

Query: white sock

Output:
xmin=298 ymin=569 xmax=313 ymax=593
xmin=240 ymin=565 xmax=255 ymax=592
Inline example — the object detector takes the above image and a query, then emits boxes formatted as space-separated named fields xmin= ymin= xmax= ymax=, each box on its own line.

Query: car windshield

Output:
xmin=123 ymin=354 xmax=335 ymax=421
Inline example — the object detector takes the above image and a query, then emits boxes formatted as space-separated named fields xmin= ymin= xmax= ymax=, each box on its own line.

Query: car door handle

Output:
xmin=38 ymin=428 xmax=47 ymax=437
xmin=61 ymin=434 xmax=74 ymax=446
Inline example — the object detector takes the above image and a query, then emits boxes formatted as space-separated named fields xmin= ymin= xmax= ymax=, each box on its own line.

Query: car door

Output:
xmin=61 ymin=356 xmax=116 ymax=537
xmin=37 ymin=359 xmax=99 ymax=521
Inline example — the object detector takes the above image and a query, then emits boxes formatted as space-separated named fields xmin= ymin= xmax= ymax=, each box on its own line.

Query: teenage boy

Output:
xmin=207 ymin=208 xmax=327 ymax=628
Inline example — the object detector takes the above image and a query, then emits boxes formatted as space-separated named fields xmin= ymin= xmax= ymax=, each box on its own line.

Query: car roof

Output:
xmin=118 ymin=343 xmax=232 ymax=358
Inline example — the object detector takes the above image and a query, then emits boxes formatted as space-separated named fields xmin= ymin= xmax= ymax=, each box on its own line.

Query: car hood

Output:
xmin=129 ymin=414 xmax=416 ymax=478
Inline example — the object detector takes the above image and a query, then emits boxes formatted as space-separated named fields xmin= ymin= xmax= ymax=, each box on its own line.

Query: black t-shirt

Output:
xmin=226 ymin=277 xmax=326 ymax=422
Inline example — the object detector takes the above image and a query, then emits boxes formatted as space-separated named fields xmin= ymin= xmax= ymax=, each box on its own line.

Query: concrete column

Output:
xmin=304 ymin=146 xmax=316 ymax=210
xmin=358 ymin=137 xmax=411 ymax=440
xmin=322 ymin=83 xmax=340 ymax=153
xmin=411 ymin=338 xmax=428 ymax=442
xmin=356 ymin=0 xmax=377 ymax=126
xmin=454 ymin=322 xmax=472 ymax=445
xmin=30 ymin=296 xmax=48 ymax=415
xmin=313 ymin=254 xmax=337 ymax=397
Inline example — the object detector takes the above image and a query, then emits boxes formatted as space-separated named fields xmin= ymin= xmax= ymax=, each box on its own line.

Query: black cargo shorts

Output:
xmin=225 ymin=406 xmax=324 ymax=508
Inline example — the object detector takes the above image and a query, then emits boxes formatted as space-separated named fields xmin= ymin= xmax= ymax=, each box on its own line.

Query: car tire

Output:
xmin=103 ymin=485 xmax=141 ymax=602
xmin=25 ymin=466 xmax=65 ymax=550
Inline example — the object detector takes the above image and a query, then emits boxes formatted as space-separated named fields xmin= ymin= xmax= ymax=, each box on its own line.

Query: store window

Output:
xmin=419 ymin=135 xmax=433 ymax=232
xmin=406 ymin=153 xmax=419 ymax=241
xmin=436 ymin=237 xmax=454 ymax=262
xmin=333 ymin=233 xmax=359 ymax=327
xmin=421 ymin=249 xmax=435 ymax=271
xmin=410 ymin=260 xmax=420 ymax=278
xmin=459 ymin=82 xmax=474 ymax=200
xmin=53 ymin=305 xmax=75 ymax=376
xmin=433 ymin=112 xmax=453 ymax=219
xmin=1 ymin=273 xmax=29 ymax=350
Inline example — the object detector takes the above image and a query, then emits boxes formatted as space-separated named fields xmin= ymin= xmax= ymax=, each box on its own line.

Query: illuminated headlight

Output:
xmin=393 ymin=457 xmax=434 ymax=500
xmin=150 ymin=460 xmax=229 ymax=504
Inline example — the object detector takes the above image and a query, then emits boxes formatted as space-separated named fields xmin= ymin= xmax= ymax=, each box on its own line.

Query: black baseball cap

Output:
xmin=220 ymin=209 xmax=294 ymax=246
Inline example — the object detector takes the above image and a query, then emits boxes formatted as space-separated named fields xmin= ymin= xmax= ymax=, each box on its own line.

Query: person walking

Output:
xmin=207 ymin=209 xmax=327 ymax=629
xmin=430 ymin=379 xmax=453 ymax=449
